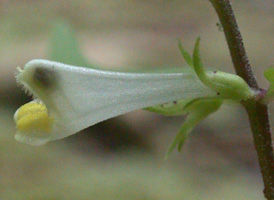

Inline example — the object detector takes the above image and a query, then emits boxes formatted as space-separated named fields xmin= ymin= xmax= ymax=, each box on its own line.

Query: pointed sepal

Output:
xmin=192 ymin=38 xmax=255 ymax=101
xmin=178 ymin=39 xmax=194 ymax=68
xmin=166 ymin=98 xmax=223 ymax=159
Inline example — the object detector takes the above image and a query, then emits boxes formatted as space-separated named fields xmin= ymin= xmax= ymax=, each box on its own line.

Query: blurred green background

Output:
xmin=1 ymin=0 xmax=274 ymax=199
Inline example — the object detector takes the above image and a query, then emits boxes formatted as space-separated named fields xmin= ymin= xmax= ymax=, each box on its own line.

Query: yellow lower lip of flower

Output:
xmin=14 ymin=101 xmax=54 ymax=138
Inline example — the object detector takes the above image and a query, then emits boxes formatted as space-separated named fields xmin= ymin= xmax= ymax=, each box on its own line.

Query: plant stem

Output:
xmin=209 ymin=0 xmax=258 ymax=89
xmin=245 ymin=100 xmax=274 ymax=200
xmin=209 ymin=0 xmax=274 ymax=199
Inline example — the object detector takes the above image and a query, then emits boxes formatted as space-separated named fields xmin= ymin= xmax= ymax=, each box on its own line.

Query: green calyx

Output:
xmin=192 ymin=38 xmax=255 ymax=101
xmin=147 ymin=37 xmax=257 ymax=158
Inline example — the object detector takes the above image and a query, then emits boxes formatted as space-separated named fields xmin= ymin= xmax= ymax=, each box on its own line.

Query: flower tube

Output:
xmin=14 ymin=59 xmax=216 ymax=145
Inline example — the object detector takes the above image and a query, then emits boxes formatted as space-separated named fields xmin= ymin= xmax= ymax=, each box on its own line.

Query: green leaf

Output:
xmin=264 ymin=68 xmax=274 ymax=83
xmin=166 ymin=98 xmax=223 ymax=159
xmin=48 ymin=19 xmax=92 ymax=68
xmin=263 ymin=68 xmax=274 ymax=103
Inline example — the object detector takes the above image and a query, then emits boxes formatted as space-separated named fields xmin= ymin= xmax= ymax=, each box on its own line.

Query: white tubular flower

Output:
xmin=14 ymin=59 xmax=216 ymax=145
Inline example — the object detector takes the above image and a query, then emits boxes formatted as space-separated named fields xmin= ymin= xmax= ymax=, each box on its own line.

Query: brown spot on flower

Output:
xmin=33 ymin=68 xmax=56 ymax=88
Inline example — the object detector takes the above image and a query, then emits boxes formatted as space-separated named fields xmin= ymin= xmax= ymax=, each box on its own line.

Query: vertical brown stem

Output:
xmin=245 ymin=100 xmax=274 ymax=200
xmin=209 ymin=0 xmax=258 ymax=89
xmin=209 ymin=0 xmax=274 ymax=199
